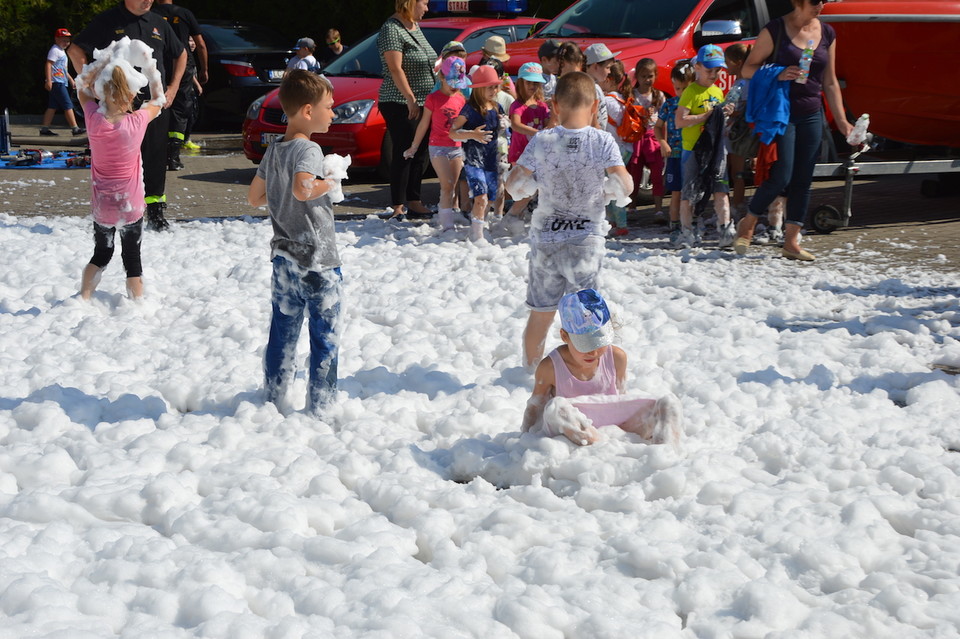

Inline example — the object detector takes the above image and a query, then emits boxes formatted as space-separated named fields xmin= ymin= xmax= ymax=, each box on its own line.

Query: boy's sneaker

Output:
xmin=39 ymin=127 xmax=57 ymax=136
xmin=671 ymin=227 xmax=698 ymax=249
xmin=611 ymin=226 xmax=629 ymax=237
xmin=183 ymin=140 xmax=201 ymax=151
xmin=668 ymin=226 xmax=682 ymax=247
xmin=718 ymin=222 xmax=736 ymax=249
xmin=71 ymin=127 xmax=86 ymax=136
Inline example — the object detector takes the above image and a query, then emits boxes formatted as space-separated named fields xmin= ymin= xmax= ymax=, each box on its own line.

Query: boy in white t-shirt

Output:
xmin=287 ymin=37 xmax=320 ymax=72
xmin=506 ymin=72 xmax=633 ymax=368
xmin=40 ymin=28 xmax=84 ymax=137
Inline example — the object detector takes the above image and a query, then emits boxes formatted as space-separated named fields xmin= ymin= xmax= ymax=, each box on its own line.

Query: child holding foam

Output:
xmin=77 ymin=45 xmax=163 ymax=300
xmin=522 ymin=289 xmax=682 ymax=447
xmin=247 ymin=70 xmax=343 ymax=414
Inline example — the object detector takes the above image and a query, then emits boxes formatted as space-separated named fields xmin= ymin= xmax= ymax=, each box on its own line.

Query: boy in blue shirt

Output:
xmin=247 ymin=70 xmax=343 ymax=414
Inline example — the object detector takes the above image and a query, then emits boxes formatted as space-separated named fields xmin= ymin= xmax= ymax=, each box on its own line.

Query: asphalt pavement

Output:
xmin=4 ymin=120 xmax=959 ymax=276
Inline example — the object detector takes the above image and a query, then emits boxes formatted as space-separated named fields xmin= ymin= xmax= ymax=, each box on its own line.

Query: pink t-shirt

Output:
xmin=424 ymin=90 xmax=466 ymax=148
xmin=508 ymin=99 xmax=549 ymax=164
xmin=83 ymin=100 xmax=153 ymax=226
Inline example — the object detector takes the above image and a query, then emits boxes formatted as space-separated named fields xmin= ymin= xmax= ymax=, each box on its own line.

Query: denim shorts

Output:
xmin=526 ymin=235 xmax=605 ymax=311
xmin=463 ymin=165 xmax=498 ymax=200
xmin=429 ymin=145 xmax=464 ymax=160
xmin=664 ymin=156 xmax=683 ymax=193
xmin=47 ymin=83 xmax=72 ymax=110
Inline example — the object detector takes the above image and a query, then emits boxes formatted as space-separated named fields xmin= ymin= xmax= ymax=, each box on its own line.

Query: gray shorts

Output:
xmin=429 ymin=145 xmax=464 ymax=160
xmin=525 ymin=235 xmax=605 ymax=311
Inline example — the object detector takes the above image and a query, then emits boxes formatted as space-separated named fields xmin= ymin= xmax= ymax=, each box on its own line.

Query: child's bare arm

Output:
xmin=292 ymin=171 xmax=334 ymax=202
xmin=510 ymin=111 xmax=540 ymax=137
xmin=403 ymin=106 xmax=432 ymax=159
xmin=448 ymin=115 xmax=492 ymax=143
xmin=676 ymin=104 xmax=710 ymax=129
xmin=248 ymin=175 xmax=267 ymax=207
xmin=522 ymin=357 xmax=556 ymax=432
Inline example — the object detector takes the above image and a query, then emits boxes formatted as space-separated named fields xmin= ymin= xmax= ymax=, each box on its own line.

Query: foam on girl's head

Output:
xmin=77 ymin=37 xmax=164 ymax=114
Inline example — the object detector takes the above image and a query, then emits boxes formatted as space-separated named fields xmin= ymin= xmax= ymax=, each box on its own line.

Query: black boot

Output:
xmin=146 ymin=201 xmax=170 ymax=231
xmin=167 ymin=139 xmax=184 ymax=171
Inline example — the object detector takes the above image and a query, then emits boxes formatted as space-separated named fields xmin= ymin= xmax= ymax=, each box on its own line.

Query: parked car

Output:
xmin=199 ymin=20 xmax=294 ymax=126
xmin=490 ymin=0 xmax=795 ymax=96
xmin=241 ymin=13 xmax=541 ymax=172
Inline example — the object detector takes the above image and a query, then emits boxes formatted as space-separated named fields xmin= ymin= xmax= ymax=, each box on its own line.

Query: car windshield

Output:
xmin=536 ymin=0 xmax=701 ymax=40
xmin=201 ymin=23 xmax=291 ymax=52
xmin=323 ymin=27 xmax=462 ymax=77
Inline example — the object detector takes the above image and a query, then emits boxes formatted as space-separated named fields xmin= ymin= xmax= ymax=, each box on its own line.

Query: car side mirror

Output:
xmin=694 ymin=20 xmax=743 ymax=47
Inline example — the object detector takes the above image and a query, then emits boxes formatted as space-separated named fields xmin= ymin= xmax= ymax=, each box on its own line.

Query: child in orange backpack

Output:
xmin=627 ymin=58 xmax=666 ymax=217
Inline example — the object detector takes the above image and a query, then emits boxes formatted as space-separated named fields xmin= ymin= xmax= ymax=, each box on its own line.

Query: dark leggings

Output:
xmin=90 ymin=219 xmax=143 ymax=277
xmin=748 ymin=109 xmax=822 ymax=227
xmin=379 ymin=100 xmax=429 ymax=207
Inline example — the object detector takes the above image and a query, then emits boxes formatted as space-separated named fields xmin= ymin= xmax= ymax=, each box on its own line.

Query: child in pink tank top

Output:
xmin=522 ymin=289 xmax=682 ymax=448
xmin=76 ymin=54 xmax=162 ymax=300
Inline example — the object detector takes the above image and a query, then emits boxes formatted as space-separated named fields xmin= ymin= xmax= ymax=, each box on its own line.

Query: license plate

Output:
xmin=448 ymin=0 xmax=470 ymax=11
xmin=268 ymin=69 xmax=285 ymax=81
xmin=261 ymin=132 xmax=283 ymax=147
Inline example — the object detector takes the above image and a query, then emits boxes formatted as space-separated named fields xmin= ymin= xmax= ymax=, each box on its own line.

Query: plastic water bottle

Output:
xmin=796 ymin=40 xmax=814 ymax=84
xmin=724 ymin=83 xmax=743 ymax=105
xmin=846 ymin=113 xmax=870 ymax=146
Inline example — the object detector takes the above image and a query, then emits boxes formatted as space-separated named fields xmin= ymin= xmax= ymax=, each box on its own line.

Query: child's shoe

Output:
xmin=468 ymin=216 xmax=485 ymax=242
xmin=717 ymin=222 xmax=736 ymax=249
xmin=39 ymin=127 xmax=57 ymax=136
xmin=768 ymin=227 xmax=784 ymax=246
xmin=183 ymin=140 xmax=201 ymax=151
xmin=667 ymin=225 xmax=682 ymax=247
xmin=437 ymin=209 xmax=455 ymax=231
xmin=612 ymin=226 xmax=629 ymax=237
xmin=671 ymin=227 xmax=698 ymax=249
xmin=71 ymin=127 xmax=86 ymax=136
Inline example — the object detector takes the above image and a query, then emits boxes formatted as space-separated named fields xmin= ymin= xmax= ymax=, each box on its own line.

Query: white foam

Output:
xmin=76 ymin=37 xmax=165 ymax=114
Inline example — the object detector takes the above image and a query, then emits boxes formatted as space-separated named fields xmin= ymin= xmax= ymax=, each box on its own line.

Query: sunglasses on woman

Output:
xmin=809 ymin=0 xmax=825 ymax=4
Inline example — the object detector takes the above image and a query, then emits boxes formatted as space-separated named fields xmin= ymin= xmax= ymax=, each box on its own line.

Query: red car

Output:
xmin=241 ymin=13 xmax=541 ymax=173
xmin=486 ymin=0 xmax=795 ymax=97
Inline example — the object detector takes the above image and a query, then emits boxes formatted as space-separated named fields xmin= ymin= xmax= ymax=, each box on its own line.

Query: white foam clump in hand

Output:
xmin=322 ymin=154 xmax=351 ymax=204
xmin=506 ymin=165 xmax=537 ymax=200
xmin=76 ymin=37 xmax=165 ymax=114
xmin=542 ymin=397 xmax=599 ymax=446
xmin=603 ymin=172 xmax=632 ymax=207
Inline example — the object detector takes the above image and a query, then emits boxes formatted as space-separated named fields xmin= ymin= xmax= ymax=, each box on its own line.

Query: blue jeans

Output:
xmin=264 ymin=256 xmax=342 ymax=412
xmin=748 ymin=109 xmax=822 ymax=226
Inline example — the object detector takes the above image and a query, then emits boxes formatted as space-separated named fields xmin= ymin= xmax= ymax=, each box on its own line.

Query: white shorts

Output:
xmin=525 ymin=235 xmax=605 ymax=311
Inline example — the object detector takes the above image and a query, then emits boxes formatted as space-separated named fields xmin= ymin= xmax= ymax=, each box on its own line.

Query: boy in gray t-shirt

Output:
xmin=248 ymin=70 xmax=342 ymax=414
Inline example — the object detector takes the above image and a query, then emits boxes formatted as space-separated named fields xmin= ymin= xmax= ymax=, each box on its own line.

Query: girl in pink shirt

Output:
xmin=404 ymin=57 xmax=469 ymax=231
xmin=522 ymin=289 xmax=682 ymax=448
xmin=78 ymin=62 xmax=161 ymax=300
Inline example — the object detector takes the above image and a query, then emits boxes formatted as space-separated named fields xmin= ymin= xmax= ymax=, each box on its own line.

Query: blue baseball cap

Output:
xmin=559 ymin=289 xmax=614 ymax=353
xmin=697 ymin=44 xmax=727 ymax=69
xmin=518 ymin=62 xmax=546 ymax=83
